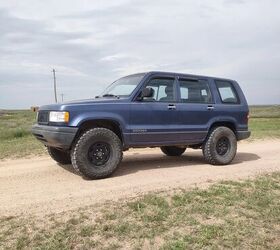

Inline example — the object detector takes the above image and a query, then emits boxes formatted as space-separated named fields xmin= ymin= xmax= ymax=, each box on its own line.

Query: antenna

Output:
xmin=52 ymin=69 xmax=58 ymax=103
xmin=61 ymin=93 xmax=64 ymax=102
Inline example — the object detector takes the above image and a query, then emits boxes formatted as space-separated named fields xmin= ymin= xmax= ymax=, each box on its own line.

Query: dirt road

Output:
xmin=1 ymin=140 xmax=279 ymax=216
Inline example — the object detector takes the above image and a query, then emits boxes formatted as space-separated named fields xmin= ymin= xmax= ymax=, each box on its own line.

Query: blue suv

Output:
xmin=32 ymin=71 xmax=250 ymax=179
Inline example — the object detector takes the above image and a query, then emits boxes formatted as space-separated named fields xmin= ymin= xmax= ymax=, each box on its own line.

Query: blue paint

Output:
xmin=33 ymin=71 xmax=250 ymax=149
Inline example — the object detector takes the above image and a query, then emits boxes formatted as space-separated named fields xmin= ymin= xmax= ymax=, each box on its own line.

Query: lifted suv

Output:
xmin=32 ymin=71 xmax=250 ymax=179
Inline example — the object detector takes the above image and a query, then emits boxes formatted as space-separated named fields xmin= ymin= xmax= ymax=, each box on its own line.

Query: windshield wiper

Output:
xmin=102 ymin=94 xmax=120 ymax=98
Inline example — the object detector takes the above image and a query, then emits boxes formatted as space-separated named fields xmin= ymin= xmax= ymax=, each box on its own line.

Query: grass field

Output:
xmin=0 ymin=105 xmax=279 ymax=159
xmin=0 ymin=110 xmax=45 ymax=159
xmin=1 ymin=172 xmax=279 ymax=249
xmin=248 ymin=105 xmax=280 ymax=139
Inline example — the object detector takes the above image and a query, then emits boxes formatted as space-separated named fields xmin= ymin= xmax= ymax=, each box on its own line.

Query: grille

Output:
xmin=37 ymin=111 xmax=49 ymax=124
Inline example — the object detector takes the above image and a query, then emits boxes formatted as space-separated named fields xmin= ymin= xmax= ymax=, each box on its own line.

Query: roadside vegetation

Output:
xmin=0 ymin=105 xmax=279 ymax=159
xmin=249 ymin=105 xmax=280 ymax=139
xmin=0 ymin=110 xmax=45 ymax=159
xmin=1 ymin=172 xmax=279 ymax=249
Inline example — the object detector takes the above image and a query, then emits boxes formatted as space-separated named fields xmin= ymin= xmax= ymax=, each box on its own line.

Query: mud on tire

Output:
xmin=47 ymin=146 xmax=71 ymax=165
xmin=160 ymin=146 xmax=186 ymax=156
xmin=203 ymin=126 xmax=237 ymax=165
xmin=71 ymin=128 xmax=123 ymax=179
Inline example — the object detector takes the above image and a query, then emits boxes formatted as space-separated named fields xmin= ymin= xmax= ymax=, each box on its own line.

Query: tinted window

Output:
xmin=216 ymin=80 xmax=238 ymax=104
xmin=179 ymin=79 xmax=212 ymax=103
xmin=143 ymin=78 xmax=175 ymax=102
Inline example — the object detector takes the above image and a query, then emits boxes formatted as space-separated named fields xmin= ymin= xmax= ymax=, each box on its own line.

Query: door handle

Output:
xmin=207 ymin=105 xmax=215 ymax=110
xmin=168 ymin=104 xmax=176 ymax=110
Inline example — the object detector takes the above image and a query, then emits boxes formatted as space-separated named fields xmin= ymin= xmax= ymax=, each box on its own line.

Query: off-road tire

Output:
xmin=203 ymin=126 xmax=237 ymax=165
xmin=160 ymin=146 xmax=186 ymax=156
xmin=71 ymin=128 xmax=123 ymax=179
xmin=47 ymin=146 xmax=71 ymax=165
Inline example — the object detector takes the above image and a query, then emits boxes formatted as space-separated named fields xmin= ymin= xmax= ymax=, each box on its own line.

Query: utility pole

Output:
xmin=61 ymin=93 xmax=64 ymax=102
xmin=52 ymin=69 xmax=58 ymax=103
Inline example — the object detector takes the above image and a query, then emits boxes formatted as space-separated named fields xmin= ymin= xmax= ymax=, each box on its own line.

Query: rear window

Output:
xmin=216 ymin=80 xmax=239 ymax=104
xmin=179 ymin=79 xmax=212 ymax=103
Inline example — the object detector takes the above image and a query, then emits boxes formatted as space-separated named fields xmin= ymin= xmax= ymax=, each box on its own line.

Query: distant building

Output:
xmin=30 ymin=106 xmax=39 ymax=112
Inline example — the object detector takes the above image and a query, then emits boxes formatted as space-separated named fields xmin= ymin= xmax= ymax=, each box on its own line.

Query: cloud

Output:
xmin=0 ymin=0 xmax=280 ymax=108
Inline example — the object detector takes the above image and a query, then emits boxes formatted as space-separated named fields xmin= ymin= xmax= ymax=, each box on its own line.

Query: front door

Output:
xmin=129 ymin=76 xmax=180 ymax=146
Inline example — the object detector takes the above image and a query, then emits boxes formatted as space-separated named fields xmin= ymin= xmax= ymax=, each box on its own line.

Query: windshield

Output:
xmin=101 ymin=74 xmax=145 ymax=97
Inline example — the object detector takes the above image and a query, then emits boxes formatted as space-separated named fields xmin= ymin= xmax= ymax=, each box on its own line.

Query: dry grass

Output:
xmin=1 ymin=172 xmax=279 ymax=249
xmin=0 ymin=110 xmax=45 ymax=159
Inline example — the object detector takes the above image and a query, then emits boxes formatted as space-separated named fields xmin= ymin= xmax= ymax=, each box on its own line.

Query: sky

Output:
xmin=0 ymin=0 xmax=279 ymax=108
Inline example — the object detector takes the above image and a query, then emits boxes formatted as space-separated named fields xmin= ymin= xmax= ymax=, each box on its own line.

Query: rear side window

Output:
xmin=179 ymin=79 xmax=212 ymax=103
xmin=216 ymin=80 xmax=239 ymax=104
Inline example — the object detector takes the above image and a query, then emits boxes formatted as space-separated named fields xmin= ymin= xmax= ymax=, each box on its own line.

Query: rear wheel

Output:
xmin=71 ymin=128 xmax=123 ymax=179
xmin=203 ymin=126 xmax=237 ymax=165
xmin=47 ymin=146 xmax=71 ymax=165
xmin=160 ymin=146 xmax=186 ymax=156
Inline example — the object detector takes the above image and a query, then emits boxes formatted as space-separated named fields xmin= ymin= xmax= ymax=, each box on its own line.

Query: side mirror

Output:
xmin=141 ymin=87 xmax=154 ymax=98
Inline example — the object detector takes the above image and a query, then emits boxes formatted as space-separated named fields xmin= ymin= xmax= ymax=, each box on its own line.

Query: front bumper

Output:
xmin=31 ymin=124 xmax=78 ymax=149
xmin=236 ymin=130 xmax=251 ymax=141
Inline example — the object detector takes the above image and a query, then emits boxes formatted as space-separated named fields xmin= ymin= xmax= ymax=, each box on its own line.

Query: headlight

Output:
xmin=49 ymin=111 xmax=69 ymax=123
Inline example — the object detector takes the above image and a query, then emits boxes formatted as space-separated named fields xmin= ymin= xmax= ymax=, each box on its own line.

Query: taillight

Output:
xmin=246 ymin=112 xmax=250 ymax=124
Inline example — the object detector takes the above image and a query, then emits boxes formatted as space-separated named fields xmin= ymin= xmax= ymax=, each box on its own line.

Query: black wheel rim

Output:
xmin=216 ymin=137 xmax=230 ymax=156
xmin=88 ymin=142 xmax=111 ymax=166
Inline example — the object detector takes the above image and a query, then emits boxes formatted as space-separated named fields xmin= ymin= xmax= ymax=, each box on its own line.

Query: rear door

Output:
xmin=175 ymin=77 xmax=215 ymax=143
xmin=129 ymin=75 xmax=180 ymax=145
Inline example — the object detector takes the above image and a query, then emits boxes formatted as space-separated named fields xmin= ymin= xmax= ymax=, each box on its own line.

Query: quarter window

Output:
xmin=143 ymin=78 xmax=175 ymax=102
xmin=179 ymin=79 xmax=212 ymax=103
xmin=216 ymin=81 xmax=239 ymax=104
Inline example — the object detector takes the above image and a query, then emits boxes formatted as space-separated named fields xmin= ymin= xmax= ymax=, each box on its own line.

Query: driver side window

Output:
xmin=143 ymin=78 xmax=175 ymax=102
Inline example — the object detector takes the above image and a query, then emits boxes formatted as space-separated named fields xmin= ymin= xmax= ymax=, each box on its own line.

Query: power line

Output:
xmin=52 ymin=69 xmax=58 ymax=103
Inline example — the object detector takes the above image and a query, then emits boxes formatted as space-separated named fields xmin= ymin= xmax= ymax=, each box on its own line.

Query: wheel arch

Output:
xmin=208 ymin=121 xmax=237 ymax=136
xmin=75 ymin=119 xmax=124 ymax=145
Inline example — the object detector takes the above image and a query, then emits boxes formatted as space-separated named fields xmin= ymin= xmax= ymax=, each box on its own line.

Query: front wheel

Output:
xmin=71 ymin=128 xmax=123 ymax=179
xmin=160 ymin=146 xmax=186 ymax=156
xmin=47 ymin=147 xmax=71 ymax=165
xmin=203 ymin=127 xmax=237 ymax=165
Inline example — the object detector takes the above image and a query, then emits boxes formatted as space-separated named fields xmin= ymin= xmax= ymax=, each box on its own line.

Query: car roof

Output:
xmin=142 ymin=71 xmax=235 ymax=82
